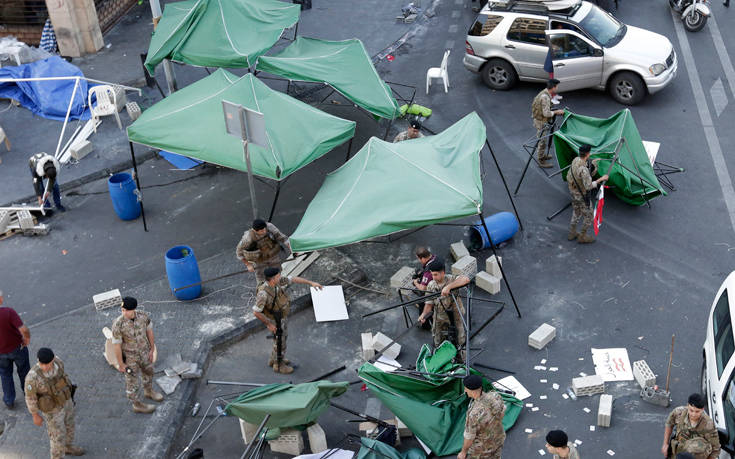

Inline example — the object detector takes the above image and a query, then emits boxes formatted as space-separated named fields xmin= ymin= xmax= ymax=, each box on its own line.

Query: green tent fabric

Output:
xmin=224 ymin=381 xmax=348 ymax=428
xmin=415 ymin=342 xmax=467 ymax=383
xmin=553 ymin=109 xmax=666 ymax=206
xmin=358 ymin=363 xmax=522 ymax=456
xmin=127 ymin=70 xmax=355 ymax=180
xmin=144 ymin=0 xmax=299 ymax=75
xmin=357 ymin=437 xmax=426 ymax=459
xmin=290 ymin=112 xmax=485 ymax=252
xmin=256 ymin=37 xmax=400 ymax=119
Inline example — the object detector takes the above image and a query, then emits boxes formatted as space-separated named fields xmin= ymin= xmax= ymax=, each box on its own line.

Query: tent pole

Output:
xmin=54 ymin=77 xmax=79 ymax=159
xmin=345 ymin=137 xmax=353 ymax=163
xmin=383 ymin=119 xmax=393 ymax=140
xmin=242 ymin=140 xmax=259 ymax=219
xmin=129 ymin=142 xmax=148 ymax=232
xmin=238 ymin=414 xmax=271 ymax=459
xmin=513 ymin=151 xmax=534 ymax=195
xmin=546 ymin=202 xmax=571 ymax=221
xmin=484 ymin=138 xmax=523 ymax=231
xmin=268 ymin=180 xmax=281 ymax=222
xmin=479 ymin=212 xmax=521 ymax=318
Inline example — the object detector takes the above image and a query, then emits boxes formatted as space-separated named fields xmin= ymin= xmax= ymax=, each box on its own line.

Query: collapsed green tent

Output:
xmin=256 ymin=37 xmax=401 ymax=120
xmin=127 ymin=70 xmax=355 ymax=180
xmin=144 ymin=0 xmax=300 ymax=75
xmin=357 ymin=437 xmax=426 ymax=459
xmin=553 ymin=109 xmax=666 ymax=206
xmin=289 ymin=112 xmax=485 ymax=252
xmin=225 ymin=381 xmax=348 ymax=429
xmin=358 ymin=363 xmax=522 ymax=456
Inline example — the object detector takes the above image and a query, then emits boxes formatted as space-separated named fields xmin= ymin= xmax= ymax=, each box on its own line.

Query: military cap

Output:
xmin=37 ymin=347 xmax=55 ymax=364
xmin=264 ymin=267 xmax=280 ymax=280
xmin=463 ymin=374 xmax=482 ymax=390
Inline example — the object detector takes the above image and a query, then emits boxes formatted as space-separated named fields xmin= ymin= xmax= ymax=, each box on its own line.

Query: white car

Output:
xmin=702 ymin=271 xmax=735 ymax=458
xmin=463 ymin=0 xmax=677 ymax=105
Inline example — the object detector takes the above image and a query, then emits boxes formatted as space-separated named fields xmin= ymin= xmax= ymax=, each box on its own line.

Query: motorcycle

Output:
xmin=669 ymin=0 xmax=711 ymax=32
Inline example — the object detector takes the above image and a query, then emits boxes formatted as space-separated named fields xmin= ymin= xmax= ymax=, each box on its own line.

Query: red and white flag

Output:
xmin=593 ymin=186 xmax=605 ymax=235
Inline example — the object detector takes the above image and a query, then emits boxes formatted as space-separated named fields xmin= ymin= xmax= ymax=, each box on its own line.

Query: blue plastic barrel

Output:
xmin=165 ymin=245 xmax=202 ymax=300
xmin=108 ymin=173 xmax=141 ymax=220
xmin=466 ymin=212 xmax=519 ymax=250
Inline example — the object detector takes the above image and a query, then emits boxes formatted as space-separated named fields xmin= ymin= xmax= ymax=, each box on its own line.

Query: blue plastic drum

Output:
xmin=165 ymin=245 xmax=202 ymax=300
xmin=108 ymin=173 xmax=141 ymax=220
xmin=466 ymin=212 xmax=519 ymax=250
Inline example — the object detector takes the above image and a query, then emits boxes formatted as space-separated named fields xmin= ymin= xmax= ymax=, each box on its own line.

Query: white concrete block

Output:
xmin=395 ymin=417 xmax=412 ymax=437
xmin=93 ymin=288 xmax=122 ymax=311
xmin=633 ymin=360 xmax=656 ymax=389
xmin=528 ymin=323 xmax=556 ymax=350
xmin=450 ymin=241 xmax=470 ymax=261
xmin=17 ymin=210 xmax=33 ymax=229
xmin=361 ymin=332 xmax=374 ymax=361
xmin=598 ymin=394 xmax=613 ymax=427
xmin=126 ymin=101 xmax=141 ymax=121
xmin=572 ymin=375 xmax=605 ymax=397
xmin=451 ymin=255 xmax=477 ymax=279
xmin=0 ymin=210 xmax=10 ymax=233
xmin=306 ymin=423 xmax=328 ymax=453
xmin=475 ymin=271 xmax=500 ymax=295
xmin=390 ymin=266 xmax=414 ymax=290
xmin=485 ymin=255 xmax=503 ymax=279
xmin=268 ymin=428 xmax=304 ymax=455
xmin=239 ymin=419 xmax=260 ymax=444
xmin=372 ymin=332 xmax=401 ymax=360
xmin=112 ymin=86 xmax=127 ymax=112
xmin=70 ymin=140 xmax=93 ymax=160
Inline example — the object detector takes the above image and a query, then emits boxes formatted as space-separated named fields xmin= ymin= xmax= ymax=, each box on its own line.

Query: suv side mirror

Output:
xmin=593 ymin=48 xmax=603 ymax=57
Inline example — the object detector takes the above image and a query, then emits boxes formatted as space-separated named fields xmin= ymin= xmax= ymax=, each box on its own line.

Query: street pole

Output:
xmin=243 ymin=140 xmax=259 ymax=218
xmin=149 ymin=0 xmax=177 ymax=95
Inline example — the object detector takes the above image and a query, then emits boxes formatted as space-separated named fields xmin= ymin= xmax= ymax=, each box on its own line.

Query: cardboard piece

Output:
xmin=493 ymin=376 xmax=531 ymax=400
xmin=311 ymin=285 xmax=349 ymax=322
xmin=591 ymin=348 xmax=634 ymax=382
xmin=374 ymin=355 xmax=401 ymax=373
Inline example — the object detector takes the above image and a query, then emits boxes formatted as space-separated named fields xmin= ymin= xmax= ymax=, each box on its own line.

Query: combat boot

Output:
xmin=65 ymin=445 xmax=85 ymax=456
xmin=273 ymin=363 xmax=294 ymax=374
xmin=132 ymin=401 xmax=156 ymax=413
xmin=144 ymin=388 xmax=164 ymax=402
xmin=567 ymin=225 xmax=578 ymax=241
xmin=268 ymin=357 xmax=290 ymax=367
xmin=538 ymin=160 xmax=553 ymax=168
xmin=577 ymin=230 xmax=596 ymax=244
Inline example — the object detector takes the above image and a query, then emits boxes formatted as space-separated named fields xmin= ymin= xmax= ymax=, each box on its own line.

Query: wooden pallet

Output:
xmin=0 ymin=208 xmax=43 ymax=240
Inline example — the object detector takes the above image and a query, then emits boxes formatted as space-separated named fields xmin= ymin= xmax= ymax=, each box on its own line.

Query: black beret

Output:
xmin=121 ymin=297 xmax=138 ymax=310
xmin=427 ymin=259 xmax=445 ymax=273
xmin=409 ymin=119 xmax=422 ymax=129
xmin=252 ymin=219 xmax=267 ymax=230
xmin=264 ymin=267 xmax=280 ymax=280
xmin=546 ymin=430 xmax=568 ymax=448
xmin=579 ymin=144 xmax=592 ymax=154
xmin=37 ymin=347 xmax=55 ymax=364
xmin=463 ymin=374 xmax=482 ymax=390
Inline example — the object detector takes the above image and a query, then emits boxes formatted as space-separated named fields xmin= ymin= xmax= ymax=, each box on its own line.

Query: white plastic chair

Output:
xmin=426 ymin=49 xmax=450 ymax=94
xmin=88 ymin=85 xmax=122 ymax=132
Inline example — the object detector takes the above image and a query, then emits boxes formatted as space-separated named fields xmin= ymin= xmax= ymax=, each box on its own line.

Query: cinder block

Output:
xmin=17 ymin=210 xmax=33 ymax=229
xmin=113 ymin=86 xmax=127 ymax=112
xmin=485 ymin=255 xmax=503 ymax=279
xmin=528 ymin=323 xmax=556 ymax=350
xmin=450 ymin=241 xmax=470 ymax=261
xmin=633 ymin=360 xmax=656 ymax=389
xmin=0 ymin=210 xmax=10 ymax=232
xmin=475 ymin=271 xmax=500 ymax=295
xmin=126 ymin=101 xmax=141 ymax=121
xmin=390 ymin=266 xmax=414 ymax=290
xmin=395 ymin=416 xmax=412 ymax=437
xmin=306 ymin=423 xmax=328 ymax=453
xmin=598 ymin=394 xmax=613 ymax=427
xmin=372 ymin=332 xmax=401 ymax=360
xmin=359 ymin=419 xmax=401 ymax=445
xmin=70 ymin=140 xmax=93 ymax=160
xmin=640 ymin=386 xmax=670 ymax=407
xmin=93 ymin=288 xmax=122 ymax=311
xmin=361 ymin=332 xmax=374 ymax=361
xmin=572 ymin=374 xmax=605 ymax=397
xmin=239 ymin=419 xmax=260 ymax=444
xmin=268 ymin=428 xmax=304 ymax=455
xmin=451 ymin=255 xmax=477 ymax=279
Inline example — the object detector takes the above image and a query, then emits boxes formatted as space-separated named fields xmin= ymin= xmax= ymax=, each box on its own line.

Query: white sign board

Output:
xmin=221 ymin=100 xmax=268 ymax=148
xmin=310 ymin=285 xmax=349 ymax=322
xmin=493 ymin=376 xmax=531 ymax=400
xmin=374 ymin=355 xmax=401 ymax=373
xmin=591 ymin=347 xmax=634 ymax=382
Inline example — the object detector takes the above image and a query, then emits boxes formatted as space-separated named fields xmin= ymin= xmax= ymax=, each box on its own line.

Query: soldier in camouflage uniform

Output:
xmin=253 ymin=267 xmax=322 ymax=374
xmin=25 ymin=348 xmax=84 ymax=458
xmin=236 ymin=219 xmax=292 ymax=285
xmin=418 ymin=259 xmax=470 ymax=361
xmin=662 ymin=393 xmax=720 ymax=459
xmin=111 ymin=297 xmax=163 ymax=414
xmin=531 ymin=79 xmax=564 ymax=168
xmin=545 ymin=430 xmax=581 ymax=459
xmin=393 ymin=119 xmax=425 ymax=143
xmin=567 ymin=144 xmax=608 ymax=244
xmin=458 ymin=374 xmax=506 ymax=459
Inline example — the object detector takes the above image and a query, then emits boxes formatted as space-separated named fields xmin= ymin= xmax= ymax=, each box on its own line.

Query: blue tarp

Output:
xmin=0 ymin=56 xmax=92 ymax=121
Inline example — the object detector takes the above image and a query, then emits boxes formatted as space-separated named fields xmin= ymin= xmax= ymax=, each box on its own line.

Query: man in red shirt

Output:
xmin=0 ymin=290 xmax=31 ymax=409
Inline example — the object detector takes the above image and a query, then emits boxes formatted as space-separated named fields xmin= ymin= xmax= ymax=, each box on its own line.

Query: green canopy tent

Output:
xmin=256 ymin=37 xmax=402 ymax=120
xmin=126 ymin=69 xmax=355 ymax=222
xmin=553 ymin=109 xmax=667 ymax=206
xmin=144 ymin=0 xmax=300 ymax=75
xmin=358 ymin=362 xmax=522 ymax=456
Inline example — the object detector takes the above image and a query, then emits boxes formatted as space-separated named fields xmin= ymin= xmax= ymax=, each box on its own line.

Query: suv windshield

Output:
xmin=578 ymin=5 xmax=625 ymax=47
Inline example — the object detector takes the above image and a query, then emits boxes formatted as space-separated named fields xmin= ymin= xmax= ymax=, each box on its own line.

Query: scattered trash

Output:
xmin=540 ymin=359 xmax=547 ymax=364
xmin=540 ymin=379 xmax=547 ymax=383
xmin=531 ymin=407 xmax=539 ymax=412
xmin=589 ymin=425 xmax=595 ymax=431
xmin=539 ymin=395 xmax=547 ymax=400
xmin=607 ymin=450 xmax=615 ymax=456
xmin=191 ymin=402 xmax=200 ymax=416
xmin=566 ymin=388 xmax=577 ymax=400
xmin=525 ymin=428 xmax=533 ymax=433
xmin=387 ymin=55 xmax=395 ymax=62
xmin=62 ymin=249 xmax=68 ymax=255
xmin=583 ymin=407 xmax=591 ymax=413
xmin=552 ymin=383 xmax=559 ymax=390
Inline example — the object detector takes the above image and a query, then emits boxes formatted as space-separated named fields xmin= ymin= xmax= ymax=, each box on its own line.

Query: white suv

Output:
xmin=463 ymin=0 xmax=677 ymax=105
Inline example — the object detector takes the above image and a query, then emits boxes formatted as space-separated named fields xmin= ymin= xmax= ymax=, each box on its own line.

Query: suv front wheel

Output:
xmin=609 ymin=71 xmax=646 ymax=105
xmin=481 ymin=59 xmax=518 ymax=91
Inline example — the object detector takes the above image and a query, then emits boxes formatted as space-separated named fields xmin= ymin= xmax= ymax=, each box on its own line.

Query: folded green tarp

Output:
xmin=225 ymin=381 xmax=349 ymax=428
xmin=357 ymin=437 xmax=426 ymax=459
xmin=144 ymin=0 xmax=299 ymax=75
xmin=358 ymin=362 xmax=522 ymax=456
xmin=257 ymin=37 xmax=401 ymax=120
xmin=127 ymin=70 xmax=355 ymax=180
xmin=553 ymin=109 xmax=666 ymax=206
xmin=290 ymin=112 xmax=485 ymax=252
xmin=416 ymin=342 xmax=467 ymax=383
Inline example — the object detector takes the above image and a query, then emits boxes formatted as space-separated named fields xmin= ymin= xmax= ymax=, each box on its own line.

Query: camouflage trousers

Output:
xmin=570 ymin=197 xmax=593 ymax=232
xmin=432 ymin=309 xmax=466 ymax=360
xmin=254 ymin=257 xmax=283 ymax=284
xmin=123 ymin=350 xmax=154 ymax=402
xmin=467 ymin=445 xmax=503 ymax=459
xmin=533 ymin=119 xmax=550 ymax=160
xmin=269 ymin=319 xmax=288 ymax=362
xmin=41 ymin=399 xmax=75 ymax=459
